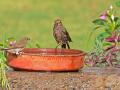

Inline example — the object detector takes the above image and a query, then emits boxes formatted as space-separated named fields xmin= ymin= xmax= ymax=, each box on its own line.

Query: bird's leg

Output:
xmin=61 ymin=44 xmax=66 ymax=48
xmin=55 ymin=43 xmax=61 ymax=49
xmin=66 ymin=42 xmax=70 ymax=49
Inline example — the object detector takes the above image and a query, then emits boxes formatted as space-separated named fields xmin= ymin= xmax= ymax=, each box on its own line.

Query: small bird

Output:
xmin=0 ymin=37 xmax=30 ymax=55
xmin=53 ymin=19 xmax=72 ymax=49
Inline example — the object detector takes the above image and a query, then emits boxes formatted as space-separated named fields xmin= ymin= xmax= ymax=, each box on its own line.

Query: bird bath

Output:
xmin=7 ymin=48 xmax=85 ymax=71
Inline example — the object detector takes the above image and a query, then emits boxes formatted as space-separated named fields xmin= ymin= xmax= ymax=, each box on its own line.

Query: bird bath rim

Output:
xmin=21 ymin=48 xmax=86 ymax=56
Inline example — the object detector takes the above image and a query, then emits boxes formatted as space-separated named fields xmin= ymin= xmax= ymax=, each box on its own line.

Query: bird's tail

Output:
xmin=61 ymin=44 xmax=66 ymax=48
xmin=66 ymin=42 xmax=70 ymax=49
xmin=0 ymin=48 xmax=10 ymax=51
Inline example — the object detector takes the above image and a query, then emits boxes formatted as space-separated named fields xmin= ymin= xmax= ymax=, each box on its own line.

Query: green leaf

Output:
xmin=97 ymin=32 xmax=110 ymax=41
xmin=114 ymin=17 xmax=119 ymax=22
xmin=0 ymin=43 xmax=4 ymax=46
xmin=7 ymin=37 xmax=15 ymax=41
xmin=94 ymin=38 xmax=103 ymax=53
xmin=103 ymin=42 xmax=112 ymax=46
xmin=116 ymin=25 xmax=120 ymax=31
xmin=5 ymin=37 xmax=15 ymax=43
xmin=94 ymin=32 xmax=110 ymax=52
xmin=93 ymin=26 xmax=101 ymax=30
xmin=115 ymin=17 xmax=120 ymax=29
xmin=92 ymin=19 xmax=107 ymax=26
xmin=116 ymin=17 xmax=120 ymax=23
xmin=105 ymin=27 xmax=112 ymax=35
xmin=86 ymin=26 xmax=101 ymax=48
xmin=116 ymin=1 xmax=120 ymax=7
xmin=36 ymin=43 xmax=41 ymax=48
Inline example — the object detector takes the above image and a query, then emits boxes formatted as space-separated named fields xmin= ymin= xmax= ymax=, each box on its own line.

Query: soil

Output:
xmin=3 ymin=67 xmax=120 ymax=90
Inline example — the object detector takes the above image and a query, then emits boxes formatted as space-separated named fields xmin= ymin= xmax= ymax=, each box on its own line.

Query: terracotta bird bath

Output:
xmin=7 ymin=48 xmax=86 ymax=71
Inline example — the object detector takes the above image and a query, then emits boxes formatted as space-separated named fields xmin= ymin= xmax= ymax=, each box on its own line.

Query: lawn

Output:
xmin=0 ymin=0 xmax=119 ymax=51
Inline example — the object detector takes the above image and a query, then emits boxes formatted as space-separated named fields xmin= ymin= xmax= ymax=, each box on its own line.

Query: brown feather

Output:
xmin=53 ymin=19 xmax=72 ymax=49
xmin=1 ymin=37 xmax=30 ymax=55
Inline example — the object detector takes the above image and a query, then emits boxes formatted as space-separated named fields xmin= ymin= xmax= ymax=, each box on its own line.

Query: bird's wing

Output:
xmin=63 ymin=27 xmax=72 ymax=42
xmin=53 ymin=28 xmax=57 ymax=40
xmin=53 ymin=27 xmax=58 ymax=42
xmin=53 ymin=26 xmax=62 ymax=44
xmin=0 ymin=48 xmax=10 ymax=50
xmin=11 ymin=37 xmax=29 ymax=48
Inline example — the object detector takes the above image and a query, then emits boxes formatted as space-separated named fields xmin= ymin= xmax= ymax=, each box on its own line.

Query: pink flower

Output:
xmin=100 ymin=12 xmax=108 ymax=20
xmin=9 ymin=41 xmax=16 ymax=46
xmin=106 ymin=31 xmax=120 ymax=42
xmin=88 ymin=60 xmax=96 ymax=67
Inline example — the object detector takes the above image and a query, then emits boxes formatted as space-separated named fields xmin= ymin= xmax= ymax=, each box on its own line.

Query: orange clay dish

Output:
xmin=7 ymin=48 xmax=86 ymax=71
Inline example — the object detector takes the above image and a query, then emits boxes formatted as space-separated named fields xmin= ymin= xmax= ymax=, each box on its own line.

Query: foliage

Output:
xmin=86 ymin=5 xmax=120 ymax=67
xmin=116 ymin=1 xmax=120 ymax=7
xmin=0 ymin=37 xmax=13 ymax=90
xmin=0 ymin=52 xmax=11 ymax=90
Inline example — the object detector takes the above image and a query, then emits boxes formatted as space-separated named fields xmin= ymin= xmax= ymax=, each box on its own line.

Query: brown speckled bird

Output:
xmin=53 ymin=19 xmax=72 ymax=49
xmin=0 ymin=37 xmax=30 ymax=55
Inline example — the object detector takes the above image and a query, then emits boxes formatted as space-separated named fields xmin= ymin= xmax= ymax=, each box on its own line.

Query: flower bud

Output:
xmin=111 ymin=14 xmax=114 ymax=21
xmin=110 ymin=5 xmax=113 ymax=10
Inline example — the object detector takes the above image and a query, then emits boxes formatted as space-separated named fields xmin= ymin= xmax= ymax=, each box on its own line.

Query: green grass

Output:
xmin=0 ymin=0 xmax=119 ymax=51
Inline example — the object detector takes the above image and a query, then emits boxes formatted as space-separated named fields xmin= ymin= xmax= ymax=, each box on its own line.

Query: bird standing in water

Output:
xmin=53 ymin=19 xmax=72 ymax=49
xmin=0 ymin=37 xmax=30 ymax=55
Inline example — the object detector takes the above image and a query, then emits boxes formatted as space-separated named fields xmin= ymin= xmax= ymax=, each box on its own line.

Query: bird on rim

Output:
xmin=0 ymin=37 xmax=30 ymax=55
xmin=53 ymin=19 xmax=72 ymax=49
